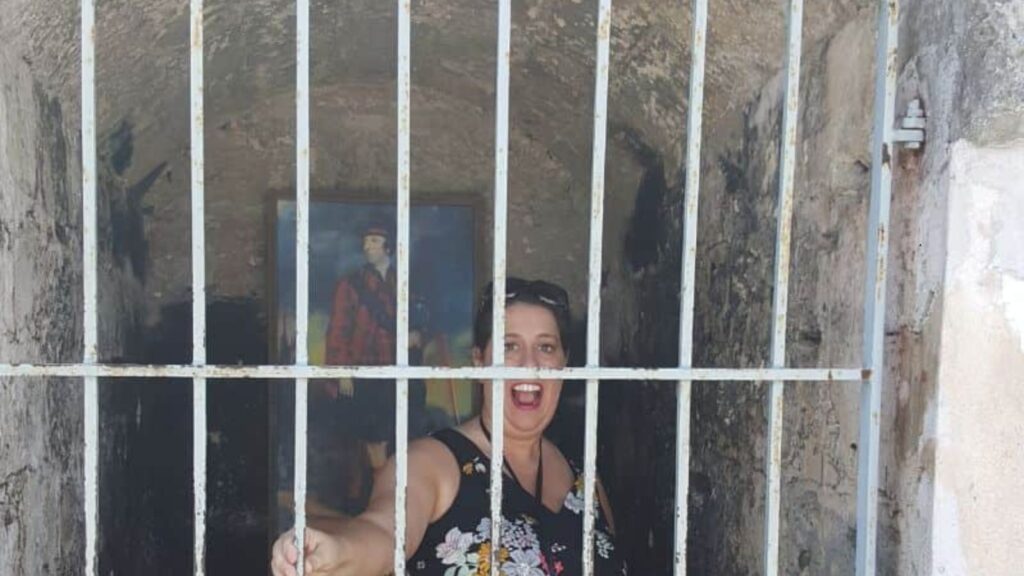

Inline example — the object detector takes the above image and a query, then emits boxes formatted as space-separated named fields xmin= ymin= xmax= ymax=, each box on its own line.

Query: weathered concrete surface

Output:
xmin=932 ymin=141 xmax=1024 ymax=576
xmin=0 ymin=48 xmax=85 ymax=575
xmin=1 ymin=18 xmax=144 ymax=576
xmin=889 ymin=2 xmax=1024 ymax=574
xmin=0 ymin=0 xmax=869 ymax=326
xmin=604 ymin=0 xmax=1023 ymax=574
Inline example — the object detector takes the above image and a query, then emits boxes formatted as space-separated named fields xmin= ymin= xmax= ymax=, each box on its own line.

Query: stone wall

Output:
xmin=895 ymin=1 xmax=1024 ymax=574
xmin=599 ymin=6 xmax=887 ymax=573
xmin=1 ymin=10 xmax=146 ymax=572
xmin=0 ymin=47 xmax=86 ymax=576
xmin=0 ymin=44 xmax=151 ymax=576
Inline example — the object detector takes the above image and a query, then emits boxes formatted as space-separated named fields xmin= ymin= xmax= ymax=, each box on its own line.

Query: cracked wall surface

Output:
xmin=0 ymin=48 xmax=85 ymax=576
xmin=0 ymin=16 xmax=144 ymax=574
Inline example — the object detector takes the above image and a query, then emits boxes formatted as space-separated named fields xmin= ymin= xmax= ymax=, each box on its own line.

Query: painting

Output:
xmin=269 ymin=194 xmax=479 ymax=524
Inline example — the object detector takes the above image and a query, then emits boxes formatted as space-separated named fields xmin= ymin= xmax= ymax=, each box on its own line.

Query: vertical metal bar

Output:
xmin=189 ymin=0 xmax=207 ymax=574
xmin=582 ymin=0 xmax=613 ymax=574
xmin=394 ymin=0 xmax=412 ymax=572
xmin=294 ymin=0 xmax=311 ymax=573
xmin=764 ymin=1 xmax=803 ymax=573
xmin=674 ymin=0 xmax=708 ymax=573
xmin=489 ymin=0 xmax=512 ymax=573
xmin=80 ymin=0 xmax=98 ymax=574
xmin=857 ymin=0 xmax=897 ymax=574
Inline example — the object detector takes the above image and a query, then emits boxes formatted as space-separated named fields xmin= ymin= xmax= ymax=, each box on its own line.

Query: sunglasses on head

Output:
xmin=479 ymin=278 xmax=570 ymax=314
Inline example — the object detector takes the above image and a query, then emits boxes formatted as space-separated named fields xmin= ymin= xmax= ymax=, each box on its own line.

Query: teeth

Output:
xmin=512 ymin=383 xmax=541 ymax=393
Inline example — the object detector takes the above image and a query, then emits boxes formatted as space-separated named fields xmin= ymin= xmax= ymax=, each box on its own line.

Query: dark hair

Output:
xmin=362 ymin=225 xmax=393 ymax=255
xmin=473 ymin=277 xmax=572 ymax=350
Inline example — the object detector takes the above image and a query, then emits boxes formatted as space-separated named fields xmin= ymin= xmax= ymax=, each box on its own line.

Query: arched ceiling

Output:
xmin=7 ymin=0 xmax=871 ymax=175
xmin=2 ymin=0 xmax=871 ymax=315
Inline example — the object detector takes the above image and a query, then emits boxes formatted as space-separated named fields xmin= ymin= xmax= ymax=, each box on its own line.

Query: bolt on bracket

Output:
xmin=892 ymin=98 xmax=926 ymax=149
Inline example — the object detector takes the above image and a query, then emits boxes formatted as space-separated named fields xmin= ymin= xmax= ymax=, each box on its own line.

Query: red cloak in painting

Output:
xmin=324 ymin=264 xmax=397 ymax=366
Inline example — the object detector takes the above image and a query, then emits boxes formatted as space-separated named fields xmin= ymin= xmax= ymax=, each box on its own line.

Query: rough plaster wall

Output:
xmin=685 ymin=10 xmax=881 ymax=574
xmin=933 ymin=141 xmax=1024 ymax=576
xmin=1 ymin=7 xmax=145 ymax=574
xmin=0 ymin=48 xmax=85 ymax=576
xmin=605 ymin=0 xmax=1023 ymax=574
xmin=892 ymin=1 xmax=1024 ymax=574
xmin=595 ymin=5 xmax=892 ymax=574
xmin=30 ymin=0 xmax=866 ymax=333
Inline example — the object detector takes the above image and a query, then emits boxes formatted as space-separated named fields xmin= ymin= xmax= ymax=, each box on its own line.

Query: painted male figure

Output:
xmin=322 ymin=224 xmax=430 ymax=449
xmin=324 ymin=225 xmax=397 ymax=369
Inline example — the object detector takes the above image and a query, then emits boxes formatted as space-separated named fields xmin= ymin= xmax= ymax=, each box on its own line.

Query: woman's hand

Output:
xmin=270 ymin=437 xmax=455 ymax=576
xmin=270 ymin=527 xmax=348 ymax=576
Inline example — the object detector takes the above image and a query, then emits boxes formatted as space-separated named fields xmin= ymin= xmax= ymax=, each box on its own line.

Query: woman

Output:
xmin=272 ymin=278 xmax=626 ymax=575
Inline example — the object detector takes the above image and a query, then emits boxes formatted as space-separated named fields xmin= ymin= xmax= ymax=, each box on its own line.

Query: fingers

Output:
xmin=303 ymin=527 xmax=341 ymax=575
xmin=272 ymin=527 xmax=344 ymax=576
xmin=270 ymin=529 xmax=298 ymax=576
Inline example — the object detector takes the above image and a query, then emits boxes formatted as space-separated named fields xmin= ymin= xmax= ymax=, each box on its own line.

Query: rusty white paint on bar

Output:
xmin=189 ymin=0 xmax=208 ymax=573
xmin=80 ymin=0 xmax=98 ymax=574
xmin=764 ymin=1 xmax=803 ymax=574
xmin=394 ymin=0 xmax=412 ymax=572
xmin=674 ymin=0 xmax=708 ymax=573
xmin=582 ymin=0 xmax=613 ymax=573
xmin=294 ymin=0 xmax=311 ymax=572
xmin=488 ymin=1 xmax=512 ymax=573
xmin=0 ymin=363 xmax=866 ymax=382
xmin=856 ymin=1 xmax=897 ymax=574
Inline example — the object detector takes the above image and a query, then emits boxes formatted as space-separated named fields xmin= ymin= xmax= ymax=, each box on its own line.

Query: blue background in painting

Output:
xmin=275 ymin=199 xmax=475 ymax=363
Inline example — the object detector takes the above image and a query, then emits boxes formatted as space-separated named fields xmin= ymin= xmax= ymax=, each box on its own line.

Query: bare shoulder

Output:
xmin=407 ymin=435 xmax=461 ymax=522
xmin=408 ymin=435 xmax=459 ymax=470
xmin=540 ymin=436 xmax=575 ymax=479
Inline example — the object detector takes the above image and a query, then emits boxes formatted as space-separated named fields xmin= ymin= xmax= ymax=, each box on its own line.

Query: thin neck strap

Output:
xmin=479 ymin=417 xmax=544 ymax=507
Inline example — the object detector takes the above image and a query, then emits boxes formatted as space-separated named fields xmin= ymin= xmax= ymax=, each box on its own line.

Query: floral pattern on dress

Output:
xmin=435 ymin=516 xmax=541 ymax=576
xmin=560 ymin=470 xmax=619 ymax=564
xmin=433 ymin=476 xmax=623 ymax=576
xmin=410 ymin=430 xmax=627 ymax=576
xmin=462 ymin=457 xmax=487 ymax=476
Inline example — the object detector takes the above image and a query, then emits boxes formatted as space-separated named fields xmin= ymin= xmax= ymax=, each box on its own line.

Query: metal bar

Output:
xmin=80 ymin=0 xmax=98 ymax=574
xmin=582 ymin=0 xmax=613 ymax=573
xmin=394 ymin=0 xmax=412 ymax=572
xmin=294 ymin=0 xmax=311 ymax=572
xmin=674 ymin=0 xmax=708 ymax=573
xmin=489 ymin=0 xmax=512 ymax=572
xmin=0 ymin=363 xmax=867 ymax=382
xmin=856 ymin=0 xmax=898 ymax=574
xmin=764 ymin=1 xmax=803 ymax=573
xmin=189 ymin=0 xmax=207 ymax=573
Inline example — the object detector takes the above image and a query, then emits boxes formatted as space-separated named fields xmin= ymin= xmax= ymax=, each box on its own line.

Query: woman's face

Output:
xmin=474 ymin=303 xmax=567 ymax=441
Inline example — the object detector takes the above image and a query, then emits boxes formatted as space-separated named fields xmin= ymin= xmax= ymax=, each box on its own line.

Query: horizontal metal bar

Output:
xmin=890 ymin=128 xmax=924 ymax=144
xmin=0 ymin=363 xmax=868 ymax=381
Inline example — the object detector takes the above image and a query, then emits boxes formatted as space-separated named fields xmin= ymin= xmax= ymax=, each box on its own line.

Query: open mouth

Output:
xmin=510 ymin=382 xmax=543 ymax=410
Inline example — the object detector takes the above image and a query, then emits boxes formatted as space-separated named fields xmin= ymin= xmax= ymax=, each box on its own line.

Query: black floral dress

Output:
xmin=407 ymin=429 xmax=627 ymax=576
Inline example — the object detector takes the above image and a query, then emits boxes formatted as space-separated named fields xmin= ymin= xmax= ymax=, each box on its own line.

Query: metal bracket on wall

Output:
xmin=892 ymin=98 xmax=926 ymax=149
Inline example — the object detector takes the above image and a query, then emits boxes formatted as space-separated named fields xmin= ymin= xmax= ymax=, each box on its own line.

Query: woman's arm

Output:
xmin=271 ymin=438 xmax=458 ymax=576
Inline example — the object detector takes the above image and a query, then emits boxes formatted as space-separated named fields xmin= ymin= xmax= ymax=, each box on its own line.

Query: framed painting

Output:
xmin=268 ymin=192 xmax=481 ymax=529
